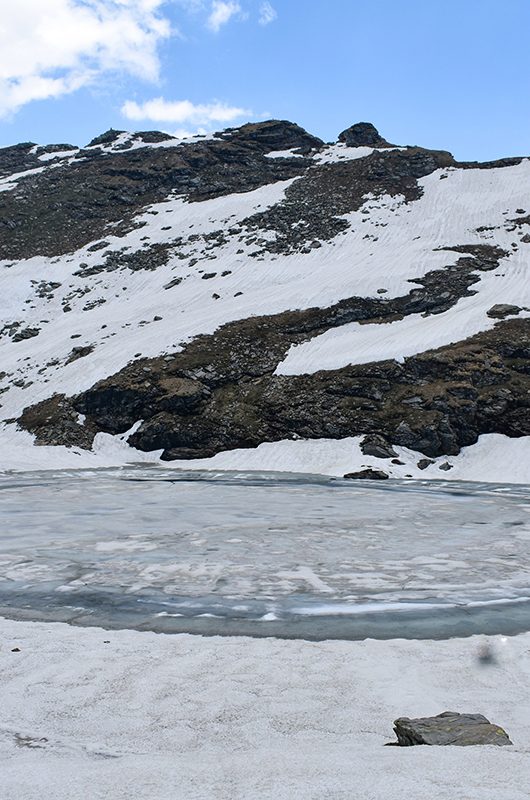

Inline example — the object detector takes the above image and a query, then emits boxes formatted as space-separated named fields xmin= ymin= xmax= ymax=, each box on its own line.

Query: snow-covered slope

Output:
xmin=0 ymin=120 xmax=528 ymax=479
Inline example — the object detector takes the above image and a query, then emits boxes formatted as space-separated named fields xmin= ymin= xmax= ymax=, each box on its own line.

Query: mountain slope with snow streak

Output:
xmin=0 ymin=120 xmax=528 ymax=479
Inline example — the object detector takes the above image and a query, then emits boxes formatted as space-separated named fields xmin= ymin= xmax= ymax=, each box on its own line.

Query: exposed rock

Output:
xmin=65 ymin=345 xmax=94 ymax=364
xmin=136 ymin=130 xmax=175 ymax=143
xmin=344 ymin=469 xmax=389 ymax=480
xmin=75 ymin=242 xmax=174 ymax=276
xmin=0 ymin=142 xmax=38 ymax=178
xmin=19 ymin=311 xmax=530 ymax=461
xmin=487 ymin=304 xmax=522 ymax=319
xmin=338 ymin=122 xmax=392 ymax=148
xmin=0 ymin=121 xmax=317 ymax=261
xmin=12 ymin=327 xmax=40 ymax=342
xmin=213 ymin=119 xmax=323 ymax=153
xmin=87 ymin=129 xmax=127 ymax=148
xmin=393 ymin=711 xmax=512 ymax=747
xmin=18 ymin=394 xmax=97 ymax=449
xmin=360 ymin=434 xmax=398 ymax=459
xmin=417 ymin=458 xmax=435 ymax=470
xmin=242 ymin=146 xmax=456 ymax=256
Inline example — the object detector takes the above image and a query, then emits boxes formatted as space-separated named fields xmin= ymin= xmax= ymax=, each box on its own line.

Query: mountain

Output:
xmin=0 ymin=120 xmax=529 ymax=480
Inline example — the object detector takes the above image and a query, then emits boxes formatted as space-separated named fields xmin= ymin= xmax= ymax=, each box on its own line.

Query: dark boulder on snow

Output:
xmin=487 ymin=304 xmax=522 ymax=319
xmin=360 ymin=434 xmax=398 ymax=459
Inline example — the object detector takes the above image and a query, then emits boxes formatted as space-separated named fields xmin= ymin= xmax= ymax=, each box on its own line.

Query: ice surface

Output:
xmin=0 ymin=469 xmax=529 ymax=638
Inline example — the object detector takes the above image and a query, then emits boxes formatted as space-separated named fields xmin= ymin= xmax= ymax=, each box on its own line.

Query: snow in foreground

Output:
xmin=1 ymin=618 xmax=529 ymax=800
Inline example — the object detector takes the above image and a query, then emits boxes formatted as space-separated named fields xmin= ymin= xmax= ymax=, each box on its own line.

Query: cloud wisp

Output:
xmin=0 ymin=0 xmax=172 ymax=118
xmin=206 ymin=1 xmax=242 ymax=33
xmin=121 ymin=96 xmax=250 ymax=136
xmin=259 ymin=2 xmax=277 ymax=26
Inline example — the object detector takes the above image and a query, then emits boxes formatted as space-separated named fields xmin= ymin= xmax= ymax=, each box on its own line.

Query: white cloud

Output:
xmin=258 ymin=2 xmax=277 ymax=25
xmin=206 ymin=1 xmax=241 ymax=32
xmin=121 ymin=97 xmax=249 ymax=127
xmin=0 ymin=0 xmax=172 ymax=118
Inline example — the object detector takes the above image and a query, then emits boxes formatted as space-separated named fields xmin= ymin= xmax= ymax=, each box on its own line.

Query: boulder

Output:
xmin=393 ymin=711 xmax=512 ymax=746
xmin=344 ymin=468 xmax=389 ymax=480
xmin=417 ymin=458 xmax=434 ymax=470
xmin=487 ymin=304 xmax=522 ymax=319
xmin=360 ymin=434 xmax=398 ymax=459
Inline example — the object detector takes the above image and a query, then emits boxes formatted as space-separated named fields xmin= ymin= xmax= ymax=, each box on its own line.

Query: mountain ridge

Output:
xmin=0 ymin=120 xmax=528 ymax=479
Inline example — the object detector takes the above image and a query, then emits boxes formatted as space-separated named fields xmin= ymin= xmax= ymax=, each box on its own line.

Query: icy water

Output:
xmin=0 ymin=467 xmax=529 ymax=640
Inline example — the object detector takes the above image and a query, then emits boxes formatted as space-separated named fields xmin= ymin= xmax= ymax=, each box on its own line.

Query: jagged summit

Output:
xmin=338 ymin=122 xmax=392 ymax=148
xmin=213 ymin=119 xmax=323 ymax=153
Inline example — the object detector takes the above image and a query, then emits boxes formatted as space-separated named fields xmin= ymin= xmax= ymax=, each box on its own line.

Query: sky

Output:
xmin=0 ymin=0 xmax=529 ymax=160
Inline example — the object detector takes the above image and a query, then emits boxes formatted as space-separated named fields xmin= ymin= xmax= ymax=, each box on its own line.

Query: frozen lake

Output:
xmin=0 ymin=468 xmax=529 ymax=639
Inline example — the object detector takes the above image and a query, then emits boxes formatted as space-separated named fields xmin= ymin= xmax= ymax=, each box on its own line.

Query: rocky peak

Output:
xmin=86 ymin=128 xmax=127 ymax=148
xmin=338 ymin=122 xmax=392 ymax=148
xmin=213 ymin=119 xmax=324 ymax=154
xmin=86 ymin=128 xmax=176 ymax=151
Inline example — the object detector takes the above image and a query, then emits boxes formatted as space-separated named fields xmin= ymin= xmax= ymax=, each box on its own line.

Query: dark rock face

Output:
xmin=393 ymin=711 xmax=512 ymax=746
xmin=0 ymin=142 xmax=37 ymax=178
xmin=18 ymin=394 xmax=97 ymax=450
xmin=12 ymin=327 xmax=40 ymax=343
xmin=19 ymin=316 xmax=530 ymax=460
xmin=213 ymin=119 xmax=323 ymax=153
xmin=0 ymin=141 xmax=76 ymax=179
xmin=338 ymin=122 xmax=392 ymax=148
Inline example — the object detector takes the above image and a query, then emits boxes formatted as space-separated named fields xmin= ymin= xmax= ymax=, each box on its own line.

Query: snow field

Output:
xmin=1 ymin=617 xmax=529 ymax=800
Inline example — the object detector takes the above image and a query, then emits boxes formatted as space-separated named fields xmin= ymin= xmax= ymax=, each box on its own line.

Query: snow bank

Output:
xmin=1 ymin=426 xmax=529 ymax=485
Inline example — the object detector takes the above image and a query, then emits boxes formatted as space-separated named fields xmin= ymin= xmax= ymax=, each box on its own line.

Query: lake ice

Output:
xmin=1 ymin=468 xmax=529 ymax=639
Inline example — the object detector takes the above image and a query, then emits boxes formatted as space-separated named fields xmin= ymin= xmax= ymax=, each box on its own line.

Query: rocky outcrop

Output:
xmin=393 ymin=711 xmax=512 ymax=746
xmin=338 ymin=122 xmax=392 ymax=148
xmin=0 ymin=141 xmax=76 ymax=179
xmin=360 ymin=435 xmax=398 ymax=459
xmin=0 ymin=120 xmax=319 ymax=261
xmin=214 ymin=119 xmax=323 ymax=153
xmin=19 ymin=317 xmax=530 ymax=460
xmin=87 ymin=129 xmax=177 ymax=149
xmin=241 ymin=145 xmax=455 ymax=255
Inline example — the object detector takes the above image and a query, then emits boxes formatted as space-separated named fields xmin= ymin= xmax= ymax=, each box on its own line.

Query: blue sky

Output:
xmin=1 ymin=0 xmax=529 ymax=160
